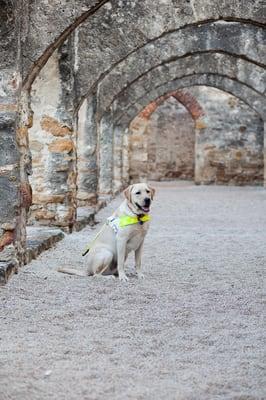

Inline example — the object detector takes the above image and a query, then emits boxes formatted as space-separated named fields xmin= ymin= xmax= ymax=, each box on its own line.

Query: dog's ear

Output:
xmin=148 ymin=185 xmax=155 ymax=200
xmin=124 ymin=185 xmax=133 ymax=202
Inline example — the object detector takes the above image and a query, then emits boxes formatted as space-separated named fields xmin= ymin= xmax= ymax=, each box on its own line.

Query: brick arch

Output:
xmin=139 ymin=90 xmax=204 ymax=121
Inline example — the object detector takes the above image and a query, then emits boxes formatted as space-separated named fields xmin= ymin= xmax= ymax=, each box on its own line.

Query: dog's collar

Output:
xmin=119 ymin=214 xmax=151 ymax=227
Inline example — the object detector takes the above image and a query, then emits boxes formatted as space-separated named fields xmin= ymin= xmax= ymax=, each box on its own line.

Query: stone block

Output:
xmin=48 ymin=139 xmax=74 ymax=153
xmin=41 ymin=116 xmax=72 ymax=137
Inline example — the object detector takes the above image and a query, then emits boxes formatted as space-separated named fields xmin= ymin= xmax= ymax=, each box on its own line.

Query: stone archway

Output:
xmin=0 ymin=2 xmax=265 ymax=278
xmin=127 ymin=89 xmax=205 ymax=183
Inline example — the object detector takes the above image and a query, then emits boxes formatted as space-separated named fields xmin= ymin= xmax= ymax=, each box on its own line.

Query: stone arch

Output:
xmin=1 ymin=2 xmax=265 ymax=278
xmin=137 ymin=90 xmax=205 ymax=121
xmin=128 ymin=91 xmax=200 ymax=183
xmin=101 ymin=53 xmax=265 ymax=121
xmin=22 ymin=1 xmax=110 ymax=91
xmin=111 ymin=77 xmax=264 ymax=187
xmin=115 ymin=74 xmax=266 ymax=126
xmin=94 ymin=22 xmax=266 ymax=117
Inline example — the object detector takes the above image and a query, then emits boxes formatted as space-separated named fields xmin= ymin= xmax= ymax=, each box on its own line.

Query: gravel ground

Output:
xmin=1 ymin=181 xmax=265 ymax=400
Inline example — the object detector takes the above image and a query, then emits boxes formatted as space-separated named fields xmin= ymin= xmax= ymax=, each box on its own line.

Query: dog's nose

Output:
xmin=144 ymin=198 xmax=151 ymax=206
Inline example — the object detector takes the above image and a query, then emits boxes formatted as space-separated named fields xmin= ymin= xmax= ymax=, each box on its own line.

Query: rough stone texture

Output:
xmin=28 ymin=49 xmax=76 ymax=229
xmin=98 ymin=24 xmax=266 ymax=118
xmin=113 ymin=125 xmax=125 ymax=194
xmin=0 ymin=1 xmax=24 ymax=268
xmin=0 ymin=182 xmax=265 ymax=399
xmin=0 ymin=226 xmax=64 ymax=284
xmin=19 ymin=0 xmax=265 ymax=91
xmin=192 ymin=87 xmax=264 ymax=185
xmin=147 ymin=98 xmax=195 ymax=180
xmin=25 ymin=227 xmax=65 ymax=265
xmin=75 ymin=207 xmax=95 ymax=232
xmin=128 ymin=87 xmax=263 ymax=185
xmin=129 ymin=97 xmax=195 ymax=181
xmin=117 ymin=74 xmax=266 ymax=129
xmin=112 ymin=53 xmax=266 ymax=124
xmin=98 ymin=112 xmax=114 ymax=197
xmin=77 ymin=96 xmax=98 ymax=206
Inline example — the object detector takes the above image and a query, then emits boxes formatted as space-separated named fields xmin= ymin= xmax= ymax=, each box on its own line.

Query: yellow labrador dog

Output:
xmin=58 ymin=183 xmax=155 ymax=282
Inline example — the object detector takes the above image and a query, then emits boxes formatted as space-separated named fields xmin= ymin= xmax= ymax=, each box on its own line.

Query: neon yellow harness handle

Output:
xmin=119 ymin=214 xmax=151 ymax=227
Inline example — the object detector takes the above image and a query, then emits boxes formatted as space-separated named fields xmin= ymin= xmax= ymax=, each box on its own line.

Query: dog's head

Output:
xmin=124 ymin=183 xmax=155 ymax=214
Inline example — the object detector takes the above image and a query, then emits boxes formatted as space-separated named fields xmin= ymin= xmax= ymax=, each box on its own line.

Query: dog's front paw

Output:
xmin=137 ymin=272 xmax=145 ymax=279
xmin=119 ymin=272 xmax=129 ymax=282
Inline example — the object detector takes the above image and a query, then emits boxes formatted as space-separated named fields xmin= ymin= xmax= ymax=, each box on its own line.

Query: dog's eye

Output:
xmin=146 ymin=190 xmax=150 ymax=193
xmin=135 ymin=191 xmax=141 ymax=195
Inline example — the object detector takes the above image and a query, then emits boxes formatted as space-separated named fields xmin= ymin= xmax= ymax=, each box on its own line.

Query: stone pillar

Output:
xmin=0 ymin=3 xmax=29 ymax=280
xmin=113 ymin=125 xmax=124 ymax=194
xmin=28 ymin=43 xmax=77 ymax=231
xmin=263 ymin=122 xmax=266 ymax=188
xmin=194 ymin=118 xmax=208 ymax=184
xmin=128 ymin=115 xmax=149 ymax=183
xmin=122 ymin=129 xmax=130 ymax=188
xmin=98 ymin=111 xmax=114 ymax=199
xmin=77 ymin=94 xmax=98 ymax=205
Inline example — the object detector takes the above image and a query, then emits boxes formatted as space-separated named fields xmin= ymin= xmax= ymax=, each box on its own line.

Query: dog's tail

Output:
xmin=57 ymin=267 xmax=87 ymax=276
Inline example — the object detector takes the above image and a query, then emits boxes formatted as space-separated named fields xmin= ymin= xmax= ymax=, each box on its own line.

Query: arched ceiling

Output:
xmin=93 ymin=22 xmax=266 ymax=117
xmin=21 ymin=0 xmax=265 ymax=93
xmin=114 ymin=74 xmax=266 ymax=129
xmin=98 ymin=52 xmax=266 ymax=121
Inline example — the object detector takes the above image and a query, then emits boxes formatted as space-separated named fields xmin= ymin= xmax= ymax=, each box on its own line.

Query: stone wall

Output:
xmin=128 ymin=88 xmax=263 ymax=185
xmin=28 ymin=47 xmax=77 ymax=230
xmin=147 ymin=98 xmax=195 ymax=181
xmin=129 ymin=97 xmax=195 ymax=182
xmin=192 ymin=87 xmax=264 ymax=185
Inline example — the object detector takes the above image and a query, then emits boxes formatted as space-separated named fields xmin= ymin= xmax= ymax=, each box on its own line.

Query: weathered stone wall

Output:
xmin=28 ymin=46 xmax=77 ymax=230
xmin=147 ymin=98 xmax=195 ymax=181
xmin=129 ymin=97 xmax=195 ymax=182
xmin=128 ymin=88 xmax=263 ymax=185
xmin=77 ymin=96 xmax=98 ymax=206
xmin=192 ymin=87 xmax=264 ymax=185
xmin=0 ymin=1 xmax=24 ymax=274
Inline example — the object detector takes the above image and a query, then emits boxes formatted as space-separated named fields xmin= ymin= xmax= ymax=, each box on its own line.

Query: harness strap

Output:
xmin=119 ymin=214 xmax=150 ymax=227
xmin=82 ymin=214 xmax=151 ymax=256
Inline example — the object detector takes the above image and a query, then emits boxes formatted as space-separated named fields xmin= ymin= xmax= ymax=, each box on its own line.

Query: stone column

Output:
xmin=0 ymin=4 xmax=31 ymax=279
xmin=264 ymin=122 xmax=266 ymax=188
xmin=113 ymin=125 xmax=124 ymax=194
xmin=128 ymin=115 xmax=149 ymax=183
xmin=122 ymin=129 xmax=130 ymax=188
xmin=28 ymin=41 xmax=77 ymax=231
xmin=98 ymin=111 xmax=114 ymax=199
xmin=77 ymin=94 xmax=98 ymax=205
xmin=194 ymin=118 xmax=208 ymax=184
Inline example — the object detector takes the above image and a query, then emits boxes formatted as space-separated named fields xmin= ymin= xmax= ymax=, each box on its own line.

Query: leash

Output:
xmin=82 ymin=223 xmax=107 ymax=256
